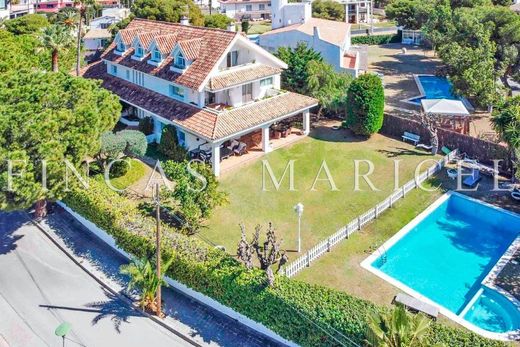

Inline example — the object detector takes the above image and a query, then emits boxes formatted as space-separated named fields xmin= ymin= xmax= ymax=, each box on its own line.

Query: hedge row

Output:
xmin=62 ymin=179 xmax=508 ymax=347
xmin=351 ymin=33 xmax=401 ymax=45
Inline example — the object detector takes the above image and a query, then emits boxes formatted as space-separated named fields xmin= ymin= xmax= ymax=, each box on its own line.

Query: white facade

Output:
xmin=220 ymin=0 xmax=271 ymax=20
xmin=271 ymin=0 xmax=311 ymax=29
xmin=89 ymin=7 xmax=129 ymax=30
xmin=343 ymin=0 xmax=372 ymax=24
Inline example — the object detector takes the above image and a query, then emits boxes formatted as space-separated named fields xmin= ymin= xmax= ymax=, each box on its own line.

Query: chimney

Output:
xmin=180 ymin=15 xmax=190 ymax=26
xmin=227 ymin=22 xmax=236 ymax=32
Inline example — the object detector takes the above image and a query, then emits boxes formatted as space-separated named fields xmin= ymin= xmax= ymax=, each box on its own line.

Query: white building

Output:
xmin=82 ymin=18 xmax=318 ymax=177
xmin=0 ymin=0 xmax=35 ymax=20
xmin=219 ymin=0 xmax=271 ymax=21
xmin=343 ymin=0 xmax=372 ymax=24
xmin=259 ymin=0 xmax=365 ymax=76
xmin=84 ymin=8 xmax=129 ymax=52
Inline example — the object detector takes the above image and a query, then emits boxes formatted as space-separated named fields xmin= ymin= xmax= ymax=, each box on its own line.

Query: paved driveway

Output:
xmin=0 ymin=212 xmax=192 ymax=347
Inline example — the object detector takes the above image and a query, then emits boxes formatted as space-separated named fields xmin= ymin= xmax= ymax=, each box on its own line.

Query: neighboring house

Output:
xmin=83 ymin=28 xmax=111 ymax=51
xmin=34 ymin=0 xmax=78 ymax=13
xmin=259 ymin=0 xmax=366 ymax=76
xmin=81 ymin=18 xmax=318 ymax=177
xmin=0 ymin=0 xmax=8 ymax=20
xmin=0 ymin=0 xmax=35 ymax=19
xmin=343 ymin=0 xmax=372 ymax=24
xmin=89 ymin=7 xmax=130 ymax=30
xmin=219 ymin=0 xmax=271 ymax=21
xmin=511 ymin=1 xmax=520 ymax=13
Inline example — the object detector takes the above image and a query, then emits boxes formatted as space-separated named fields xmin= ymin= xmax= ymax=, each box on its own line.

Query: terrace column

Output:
xmin=303 ymin=110 xmax=310 ymax=135
xmin=211 ymin=144 xmax=221 ymax=177
xmin=262 ymin=125 xmax=271 ymax=153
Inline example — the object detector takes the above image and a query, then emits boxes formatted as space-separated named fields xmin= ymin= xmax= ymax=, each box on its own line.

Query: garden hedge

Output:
xmin=62 ymin=179 xmax=508 ymax=347
xmin=351 ymin=33 xmax=401 ymax=45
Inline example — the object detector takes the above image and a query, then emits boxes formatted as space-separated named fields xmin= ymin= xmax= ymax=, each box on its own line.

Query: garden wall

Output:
xmin=380 ymin=113 xmax=511 ymax=173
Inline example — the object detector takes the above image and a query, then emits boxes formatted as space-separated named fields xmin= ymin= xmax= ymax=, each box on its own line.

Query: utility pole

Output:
xmin=154 ymin=183 xmax=162 ymax=317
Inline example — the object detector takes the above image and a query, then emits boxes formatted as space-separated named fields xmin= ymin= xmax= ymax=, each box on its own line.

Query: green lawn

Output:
xmin=202 ymin=126 xmax=440 ymax=254
xmin=294 ymin=181 xmax=445 ymax=308
xmin=248 ymin=23 xmax=272 ymax=35
xmin=109 ymin=158 xmax=148 ymax=190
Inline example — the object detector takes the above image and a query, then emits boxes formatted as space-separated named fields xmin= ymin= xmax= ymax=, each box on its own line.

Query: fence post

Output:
xmin=306 ymin=252 xmax=310 ymax=267
xmin=327 ymin=238 xmax=331 ymax=252
xmin=402 ymin=185 xmax=406 ymax=197
xmin=358 ymin=217 xmax=361 ymax=230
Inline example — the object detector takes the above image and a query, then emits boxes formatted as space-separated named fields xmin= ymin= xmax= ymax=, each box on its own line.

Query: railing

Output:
xmin=282 ymin=150 xmax=458 ymax=278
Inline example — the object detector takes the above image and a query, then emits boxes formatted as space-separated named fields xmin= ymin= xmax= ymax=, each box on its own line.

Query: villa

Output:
xmin=219 ymin=0 xmax=271 ymax=21
xmin=258 ymin=0 xmax=366 ymax=76
xmin=81 ymin=18 xmax=318 ymax=177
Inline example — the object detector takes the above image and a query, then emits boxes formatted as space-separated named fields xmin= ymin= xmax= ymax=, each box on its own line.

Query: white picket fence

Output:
xmin=283 ymin=150 xmax=458 ymax=278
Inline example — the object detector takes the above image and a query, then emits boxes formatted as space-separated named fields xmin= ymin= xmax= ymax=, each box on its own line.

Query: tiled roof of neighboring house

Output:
xmin=103 ymin=18 xmax=238 ymax=90
xmin=84 ymin=28 xmax=111 ymax=40
xmin=261 ymin=18 xmax=350 ymax=47
xmin=154 ymin=33 xmax=179 ymax=54
xmin=81 ymin=61 xmax=318 ymax=140
xmin=178 ymin=38 xmax=202 ymax=60
xmin=207 ymin=64 xmax=282 ymax=91
xmin=135 ymin=30 xmax=161 ymax=49
xmin=118 ymin=27 xmax=142 ymax=45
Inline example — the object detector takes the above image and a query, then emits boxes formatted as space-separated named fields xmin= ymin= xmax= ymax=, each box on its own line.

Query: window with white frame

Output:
xmin=177 ymin=130 xmax=186 ymax=147
xmin=169 ymin=85 xmax=184 ymax=98
xmin=246 ymin=4 xmax=252 ymax=11
xmin=260 ymin=77 xmax=273 ymax=87
xmin=174 ymin=52 xmax=186 ymax=69
xmin=259 ymin=4 xmax=265 ymax=10
xmin=226 ymin=50 xmax=239 ymax=68
xmin=110 ymin=64 xmax=117 ymax=75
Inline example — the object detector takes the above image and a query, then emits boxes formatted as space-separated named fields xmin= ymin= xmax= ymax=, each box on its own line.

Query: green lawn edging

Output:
xmin=62 ymin=178 xmax=508 ymax=347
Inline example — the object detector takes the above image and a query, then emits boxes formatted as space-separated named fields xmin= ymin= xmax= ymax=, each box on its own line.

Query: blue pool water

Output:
xmin=371 ymin=193 xmax=520 ymax=334
xmin=409 ymin=75 xmax=461 ymax=105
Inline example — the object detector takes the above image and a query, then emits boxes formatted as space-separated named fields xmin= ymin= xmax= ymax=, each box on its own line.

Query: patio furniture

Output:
xmin=447 ymin=168 xmax=458 ymax=180
xmin=234 ymin=142 xmax=248 ymax=156
xmin=220 ymin=146 xmax=233 ymax=161
xmin=402 ymin=132 xmax=420 ymax=145
xmin=511 ymin=191 xmax=520 ymax=201
xmin=416 ymin=143 xmax=433 ymax=151
xmin=228 ymin=140 xmax=239 ymax=151
xmin=441 ymin=146 xmax=452 ymax=156
xmin=463 ymin=168 xmax=481 ymax=188
xmin=393 ymin=293 xmax=439 ymax=320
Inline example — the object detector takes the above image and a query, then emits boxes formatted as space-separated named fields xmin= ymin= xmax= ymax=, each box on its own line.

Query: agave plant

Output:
xmin=365 ymin=305 xmax=435 ymax=347
xmin=120 ymin=256 xmax=174 ymax=313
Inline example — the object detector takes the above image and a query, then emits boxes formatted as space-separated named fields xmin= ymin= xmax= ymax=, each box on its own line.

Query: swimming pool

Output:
xmin=362 ymin=192 xmax=520 ymax=340
xmin=403 ymin=75 xmax=472 ymax=109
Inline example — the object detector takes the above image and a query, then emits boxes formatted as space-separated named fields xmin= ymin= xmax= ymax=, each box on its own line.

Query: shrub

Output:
xmin=204 ymin=13 xmax=232 ymax=29
xmin=351 ymin=33 xmax=401 ymax=45
xmin=4 ymin=14 xmax=50 ymax=35
xmin=62 ymin=180 xmax=507 ymax=347
xmin=158 ymin=125 xmax=187 ymax=161
xmin=241 ymin=20 xmax=250 ymax=34
xmin=345 ymin=73 xmax=385 ymax=136
xmin=117 ymin=130 xmax=148 ymax=157
xmin=99 ymin=131 xmax=126 ymax=160
xmin=109 ymin=159 xmax=130 ymax=178
xmin=138 ymin=117 xmax=154 ymax=135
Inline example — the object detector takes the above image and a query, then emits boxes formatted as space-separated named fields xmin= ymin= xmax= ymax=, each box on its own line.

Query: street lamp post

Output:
xmin=153 ymin=183 xmax=162 ymax=318
xmin=293 ymin=203 xmax=304 ymax=253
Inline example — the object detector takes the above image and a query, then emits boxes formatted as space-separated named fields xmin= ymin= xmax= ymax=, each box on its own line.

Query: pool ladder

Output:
xmin=378 ymin=245 xmax=388 ymax=264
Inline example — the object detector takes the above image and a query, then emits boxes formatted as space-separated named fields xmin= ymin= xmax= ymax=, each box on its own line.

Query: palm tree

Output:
xmin=39 ymin=24 xmax=74 ymax=72
xmin=58 ymin=9 xmax=79 ymax=31
xmin=120 ymin=256 xmax=174 ymax=314
xmin=491 ymin=96 xmax=520 ymax=181
xmin=74 ymin=0 xmax=95 ymax=76
xmin=365 ymin=305 xmax=433 ymax=347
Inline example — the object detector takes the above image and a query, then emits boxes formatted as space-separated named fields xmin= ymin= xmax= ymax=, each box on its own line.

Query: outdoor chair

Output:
xmin=234 ymin=142 xmax=248 ymax=156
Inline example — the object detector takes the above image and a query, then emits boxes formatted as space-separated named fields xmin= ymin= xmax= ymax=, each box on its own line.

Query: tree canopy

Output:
xmin=131 ymin=0 xmax=204 ymax=26
xmin=3 ymin=14 xmax=49 ymax=35
xmin=204 ymin=13 xmax=232 ymax=29
xmin=0 ymin=70 xmax=121 ymax=210
xmin=275 ymin=43 xmax=323 ymax=94
xmin=345 ymin=74 xmax=385 ymax=136
xmin=312 ymin=0 xmax=345 ymax=22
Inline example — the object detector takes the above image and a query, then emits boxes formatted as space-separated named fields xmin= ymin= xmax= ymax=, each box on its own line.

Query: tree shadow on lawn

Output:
xmin=309 ymin=124 xmax=369 ymax=144
xmin=377 ymin=147 xmax=432 ymax=158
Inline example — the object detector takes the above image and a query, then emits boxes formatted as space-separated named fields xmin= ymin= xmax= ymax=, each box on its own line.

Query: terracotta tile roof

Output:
xmin=178 ymin=38 xmax=202 ymax=60
xmin=261 ymin=18 xmax=351 ymax=47
xmin=154 ymin=33 xmax=179 ymax=54
xmin=118 ymin=28 xmax=142 ymax=45
xmin=135 ymin=30 xmax=161 ymax=50
xmin=207 ymin=64 xmax=283 ymax=91
xmin=102 ymin=18 xmax=238 ymax=90
xmin=213 ymin=92 xmax=318 ymax=139
xmin=81 ymin=61 xmax=318 ymax=141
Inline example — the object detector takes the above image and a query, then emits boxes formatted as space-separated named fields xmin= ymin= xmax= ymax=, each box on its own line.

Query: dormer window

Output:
xmin=152 ymin=49 xmax=162 ymax=62
xmin=174 ymin=52 xmax=186 ymax=69
xmin=135 ymin=44 xmax=144 ymax=57
xmin=117 ymin=41 xmax=126 ymax=53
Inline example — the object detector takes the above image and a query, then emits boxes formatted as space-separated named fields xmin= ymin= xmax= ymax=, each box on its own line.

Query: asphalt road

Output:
xmin=0 ymin=211 xmax=193 ymax=347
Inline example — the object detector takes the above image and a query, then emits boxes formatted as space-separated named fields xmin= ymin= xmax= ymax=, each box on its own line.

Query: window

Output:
xmin=110 ymin=64 xmax=117 ymax=75
xmin=259 ymin=4 xmax=265 ymax=10
xmin=246 ymin=4 xmax=252 ymax=11
xmin=117 ymin=41 xmax=125 ymax=52
xmin=135 ymin=45 xmax=144 ymax=57
xmin=242 ymin=83 xmax=252 ymax=103
xmin=177 ymin=130 xmax=186 ymax=147
xmin=152 ymin=50 xmax=162 ymax=62
xmin=125 ymin=69 xmax=130 ymax=80
xmin=100 ymin=22 xmax=110 ymax=29
xmin=169 ymin=85 xmax=184 ymax=98
xmin=0 ymin=0 xmax=6 ymax=10
xmin=260 ymin=77 xmax=273 ymax=87
xmin=174 ymin=52 xmax=186 ymax=69
xmin=226 ymin=50 xmax=239 ymax=68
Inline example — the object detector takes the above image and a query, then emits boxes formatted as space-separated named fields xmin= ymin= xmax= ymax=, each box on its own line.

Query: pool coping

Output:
xmin=400 ymin=74 xmax=475 ymax=111
xmin=360 ymin=191 xmax=520 ymax=341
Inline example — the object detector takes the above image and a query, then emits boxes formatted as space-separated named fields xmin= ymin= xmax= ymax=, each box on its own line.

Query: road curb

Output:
xmin=27 ymin=212 xmax=202 ymax=347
